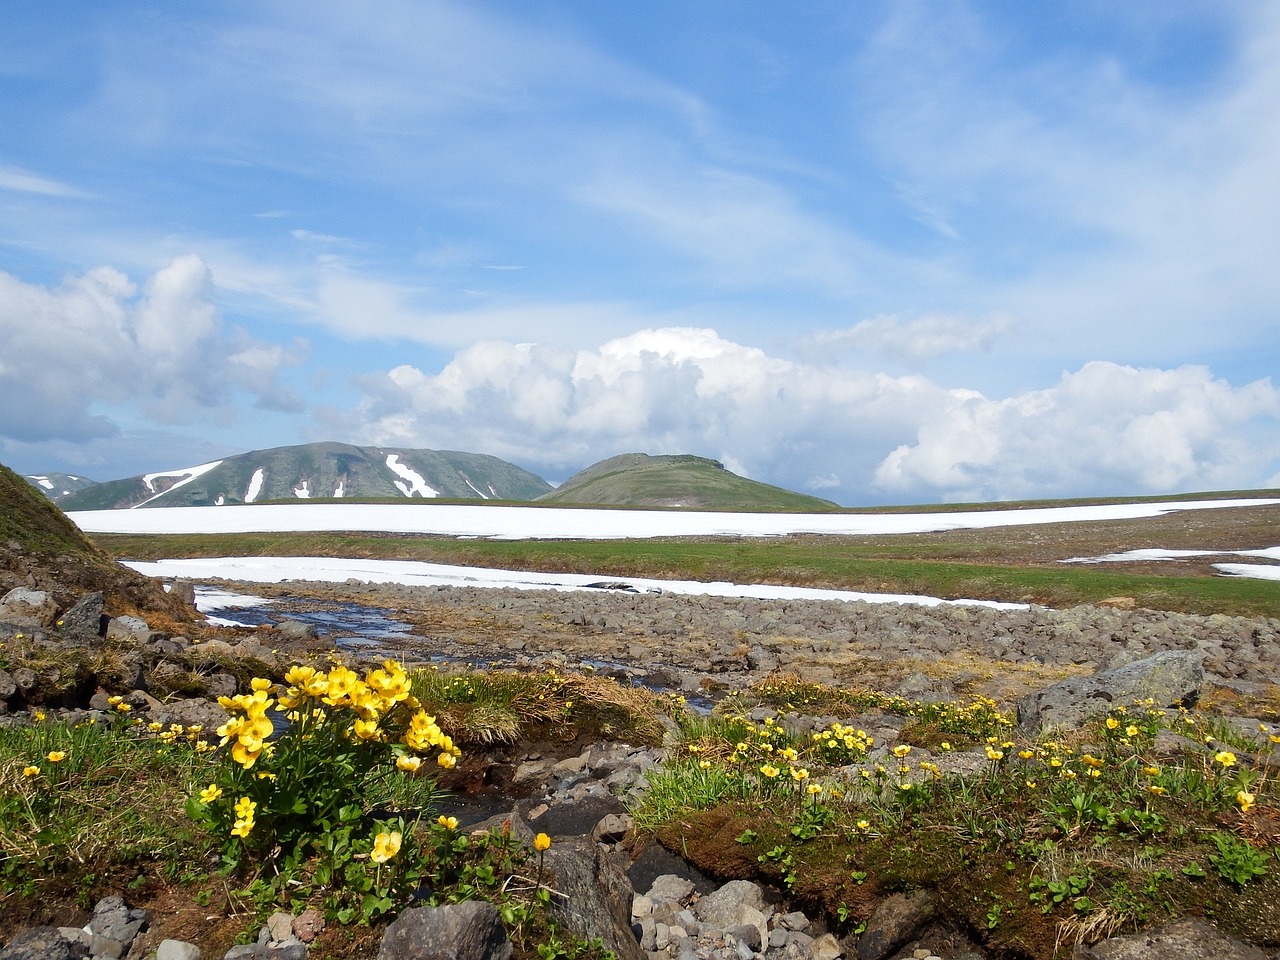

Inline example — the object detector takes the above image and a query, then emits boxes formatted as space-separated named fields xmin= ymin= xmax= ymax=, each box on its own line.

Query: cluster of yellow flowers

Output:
xmin=231 ymin=796 xmax=256 ymax=838
xmin=812 ymin=722 xmax=874 ymax=764
xmin=215 ymin=661 xmax=463 ymax=771
xmin=216 ymin=678 xmax=277 ymax=769
xmin=404 ymin=707 xmax=461 ymax=769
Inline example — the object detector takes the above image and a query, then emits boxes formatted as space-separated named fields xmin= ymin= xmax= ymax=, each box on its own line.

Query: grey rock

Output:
xmin=106 ymin=615 xmax=152 ymax=642
xmin=0 ymin=670 xmax=15 ymax=702
xmin=168 ymin=580 xmax=198 ymax=606
xmin=1018 ymin=651 xmax=1204 ymax=733
xmin=377 ymin=901 xmax=512 ymax=960
xmin=275 ymin=619 xmax=319 ymax=642
xmin=1072 ymin=918 xmax=1267 ymax=959
xmin=727 ymin=923 xmax=762 ymax=951
xmin=646 ymin=874 xmax=696 ymax=905
xmin=0 ymin=927 xmax=88 ymax=960
xmin=156 ymin=940 xmax=203 ymax=960
xmin=855 ymin=890 xmax=935 ymax=960
xmin=811 ymin=932 xmax=843 ymax=960
xmin=55 ymin=592 xmax=105 ymax=641
xmin=266 ymin=912 xmax=294 ymax=942
xmin=592 ymin=812 xmax=633 ymax=844
xmin=0 ymin=588 xmax=57 ymax=627
xmin=694 ymin=880 xmax=767 ymax=928
xmin=545 ymin=836 xmax=645 ymax=960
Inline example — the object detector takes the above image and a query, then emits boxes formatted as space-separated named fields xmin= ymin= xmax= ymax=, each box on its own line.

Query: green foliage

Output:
xmin=188 ymin=661 xmax=454 ymax=923
xmin=0 ymin=709 xmax=205 ymax=892
xmin=1208 ymin=832 xmax=1268 ymax=887
xmin=634 ymin=681 xmax=1280 ymax=954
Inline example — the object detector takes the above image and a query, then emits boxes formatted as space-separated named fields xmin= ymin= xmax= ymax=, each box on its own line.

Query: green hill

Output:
xmin=0 ymin=461 xmax=193 ymax=622
xmin=538 ymin=453 xmax=842 ymax=512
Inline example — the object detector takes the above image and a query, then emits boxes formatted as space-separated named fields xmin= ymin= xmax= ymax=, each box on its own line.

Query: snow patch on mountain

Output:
xmin=385 ymin=454 xmax=439 ymax=497
xmin=245 ymin=468 xmax=265 ymax=504
xmin=294 ymin=480 xmax=310 ymax=499
xmin=134 ymin=460 xmax=223 ymax=508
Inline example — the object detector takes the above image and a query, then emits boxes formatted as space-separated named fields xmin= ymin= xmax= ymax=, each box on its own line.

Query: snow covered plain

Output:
xmin=68 ymin=497 xmax=1280 ymax=540
xmin=122 ymin=555 xmax=1031 ymax=611
xmin=71 ymin=497 xmax=1280 ymax=612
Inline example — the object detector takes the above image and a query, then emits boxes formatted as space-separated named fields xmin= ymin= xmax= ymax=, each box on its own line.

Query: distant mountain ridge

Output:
xmin=23 ymin=472 xmax=96 ymax=500
xmin=538 ymin=453 xmax=842 ymax=512
xmin=54 ymin=442 xmax=553 ymax=510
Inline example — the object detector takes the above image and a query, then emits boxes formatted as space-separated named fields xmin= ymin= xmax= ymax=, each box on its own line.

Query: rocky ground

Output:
xmin=5 ymin=571 xmax=1280 ymax=960
xmin=235 ymin=578 xmax=1280 ymax=707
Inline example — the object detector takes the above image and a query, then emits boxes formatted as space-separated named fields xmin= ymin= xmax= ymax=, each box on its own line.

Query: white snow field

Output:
xmin=78 ymin=496 xmax=1279 ymax=611
xmin=1063 ymin=545 xmax=1280 ymax=581
xmin=125 ymin=555 xmax=1031 ymax=611
xmin=67 ymin=497 xmax=1280 ymax=540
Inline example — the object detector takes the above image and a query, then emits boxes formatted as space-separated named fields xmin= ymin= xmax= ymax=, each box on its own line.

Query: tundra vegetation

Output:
xmin=4 ymin=475 xmax=1280 ymax=957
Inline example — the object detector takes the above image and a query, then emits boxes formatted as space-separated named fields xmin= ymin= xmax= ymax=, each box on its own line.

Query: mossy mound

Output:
xmin=0 ymin=460 xmax=193 ymax=625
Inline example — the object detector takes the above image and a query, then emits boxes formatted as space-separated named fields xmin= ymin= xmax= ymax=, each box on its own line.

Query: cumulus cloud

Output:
xmin=811 ymin=313 xmax=1018 ymax=361
xmin=328 ymin=327 xmax=1280 ymax=504
xmin=875 ymin=362 xmax=1280 ymax=501
xmin=0 ymin=255 xmax=306 ymax=443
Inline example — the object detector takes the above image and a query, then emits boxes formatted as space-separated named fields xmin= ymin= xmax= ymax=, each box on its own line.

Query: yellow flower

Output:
xmin=759 ymin=764 xmax=780 ymax=779
xmin=1106 ymin=717 xmax=1120 ymax=730
xmin=534 ymin=833 xmax=552 ymax=852
xmin=22 ymin=765 xmax=40 ymax=778
xmin=699 ymin=759 xmax=712 ymax=770
xmin=1215 ymin=751 xmax=1238 ymax=768
xmin=789 ymin=766 xmax=810 ymax=781
xmin=856 ymin=819 xmax=870 ymax=831
xmin=199 ymin=784 xmax=223 ymax=803
xmin=437 ymin=815 xmax=459 ymax=830
xmin=807 ymin=783 xmax=823 ymax=796
xmin=396 ymin=755 xmax=423 ymax=772
xmin=230 ymin=797 xmax=256 ymax=838
xmin=371 ymin=831 xmax=402 ymax=864
xmin=1018 ymin=750 xmax=1035 ymax=760
xmin=1125 ymin=725 xmax=1139 ymax=738
xmin=891 ymin=744 xmax=912 ymax=758
xmin=437 ymin=752 xmax=457 ymax=769
xmin=985 ymin=746 xmax=1004 ymax=761
xmin=1147 ymin=785 xmax=1167 ymax=796
xmin=46 ymin=751 xmax=66 ymax=763
xmin=1237 ymin=790 xmax=1256 ymax=814
xmin=1143 ymin=765 xmax=1160 ymax=776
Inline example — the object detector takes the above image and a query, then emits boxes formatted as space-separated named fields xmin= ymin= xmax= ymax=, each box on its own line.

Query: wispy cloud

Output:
xmin=0 ymin=164 xmax=87 ymax=198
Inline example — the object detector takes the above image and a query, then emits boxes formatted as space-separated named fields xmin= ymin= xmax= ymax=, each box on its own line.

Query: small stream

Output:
xmin=196 ymin=587 xmax=717 ymax=711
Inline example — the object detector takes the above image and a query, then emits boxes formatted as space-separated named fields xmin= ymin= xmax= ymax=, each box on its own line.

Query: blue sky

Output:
xmin=2 ymin=0 xmax=1278 ymax=505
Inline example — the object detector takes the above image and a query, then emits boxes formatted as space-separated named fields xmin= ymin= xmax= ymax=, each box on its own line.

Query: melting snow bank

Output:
xmin=69 ymin=497 xmax=1280 ymax=539
xmin=1061 ymin=545 xmax=1280 ymax=581
xmin=121 ymin=556 xmax=1030 ymax=611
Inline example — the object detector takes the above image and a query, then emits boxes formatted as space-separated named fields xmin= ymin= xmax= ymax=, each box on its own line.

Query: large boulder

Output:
xmin=0 ymin=588 xmax=57 ymax=627
xmin=544 ymin=837 xmax=644 ymax=960
xmin=1018 ymin=651 xmax=1203 ymax=733
xmin=377 ymin=901 xmax=511 ymax=960
xmin=1072 ymin=918 xmax=1267 ymax=959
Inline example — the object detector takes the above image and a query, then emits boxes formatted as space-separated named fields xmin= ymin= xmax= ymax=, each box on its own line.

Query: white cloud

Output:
xmin=0 ymin=164 xmax=86 ymax=198
xmin=0 ymin=256 xmax=305 ymax=443
xmin=329 ymin=328 xmax=1280 ymax=504
xmin=812 ymin=313 xmax=1017 ymax=361
xmin=875 ymin=362 xmax=1280 ymax=501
